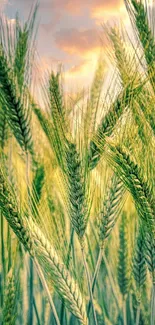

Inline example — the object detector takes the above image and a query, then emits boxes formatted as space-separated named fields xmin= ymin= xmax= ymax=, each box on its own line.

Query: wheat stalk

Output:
xmin=133 ymin=226 xmax=147 ymax=325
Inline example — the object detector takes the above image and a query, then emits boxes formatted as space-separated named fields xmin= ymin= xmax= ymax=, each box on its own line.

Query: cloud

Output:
xmin=68 ymin=60 xmax=91 ymax=75
xmin=93 ymin=0 xmax=123 ymax=10
xmin=41 ymin=14 xmax=61 ymax=33
xmin=54 ymin=28 xmax=108 ymax=56
xmin=91 ymin=0 xmax=124 ymax=18
xmin=12 ymin=0 xmax=123 ymax=15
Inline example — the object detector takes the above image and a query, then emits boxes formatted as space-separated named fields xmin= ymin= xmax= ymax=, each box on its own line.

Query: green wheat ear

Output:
xmin=32 ymin=164 xmax=45 ymax=202
xmin=0 ymin=105 xmax=8 ymax=150
xmin=117 ymin=212 xmax=130 ymax=298
xmin=29 ymin=219 xmax=88 ymax=325
xmin=106 ymin=142 xmax=155 ymax=233
xmin=2 ymin=269 xmax=17 ymax=325
xmin=0 ymin=46 xmax=33 ymax=153
xmin=133 ymin=226 xmax=147 ymax=300
xmin=144 ymin=231 xmax=155 ymax=282
xmin=109 ymin=27 xmax=135 ymax=85
xmin=0 ymin=169 xmax=34 ymax=256
xmin=99 ymin=174 xmax=125 ymax=247
xmin=30 ymin=163 xmax=45 ymax=217
xmin=65 ymin=141 xmax=88 ymax=245
xmin=126 ymin=0 xmax=155 ymax=88
xmin=88 ymin=81 xmax=143 ymax=170
xmin=33 ymin=105 xmax=65 ymax=169
xmin=49 ymin=71 xmax=65 ymax=121
xmin=14 ymin=4 xmax=38 ymax=90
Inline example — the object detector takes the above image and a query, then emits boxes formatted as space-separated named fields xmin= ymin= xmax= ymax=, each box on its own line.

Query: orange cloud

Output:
xmin=68 ymin=60 xmax=91 ymax=75
xmin=40 ymin=0 xmax=124 ymax=15
xmin=54 ymin=28 xmax=108 ymax=56
xmin=94 ymin=0 xmax=123 ymax=10
xmin=91 ymin=0 xmax=124 ymax=18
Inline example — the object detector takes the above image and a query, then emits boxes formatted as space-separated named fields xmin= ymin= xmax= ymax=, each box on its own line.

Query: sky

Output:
xmin=1 ymin=0 xmax=129 ymax=90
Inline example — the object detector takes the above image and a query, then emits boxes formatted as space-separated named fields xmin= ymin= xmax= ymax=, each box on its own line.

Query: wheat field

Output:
xmin=0 ymin=0 xmax=155 ymax=324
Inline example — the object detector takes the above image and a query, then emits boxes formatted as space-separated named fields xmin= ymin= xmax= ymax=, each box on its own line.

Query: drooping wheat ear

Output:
xmin=106 ymin=142 xmax=155 ymax=232
xmin=29 ymin=219 xmax=88 ymax=325
xmin=133 ymin=227 xmax=147 ymax=299
xmin=88 ymin=81 xmax=143 ymax=170
xmin=118 ymin=212 xmax=130 ymax=298
xmin=65 ymin=141 xmax=88 ymax=245
xmin=0 ymin=169 xmax=34 ymax=256
xmin=0 ymin=105 xmax=8 ymax=150
xmin=126 ymin=0 xmax=155 ymax=87
xmin=0 ymin=45 xmax=33 ymax=153
xmin=2 ymin=269 xmax=17 ymax=325
xmin=99 ymin=174 xmax=125 ymax=247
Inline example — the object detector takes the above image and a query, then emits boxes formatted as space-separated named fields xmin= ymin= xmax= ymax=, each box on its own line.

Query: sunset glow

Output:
xmin=2 ymin=0 xmax=129 ymax=89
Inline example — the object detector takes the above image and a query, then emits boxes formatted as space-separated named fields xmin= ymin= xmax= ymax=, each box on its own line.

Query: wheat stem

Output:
xmin=26 ymin=151 xmax=34 ymax=325
xmin=151 ymin=284 xmax=155 ymax=325
xmin=33 ymin=298 xmax=41 ymax=325
xmin=81 ymin=247 xmax=98 ymax=325
xmin=123 ymin=300 xmax=127 ymax=325
xmin=0 ymin=211 xmax=5 ymax=307
xmin=33 ymin=257 xmax=61 ymax=325
xmin=136 ymin=303 xmax=141 ymax=325
xmin=7 ymin=136 xmax=13 ymax=271
xmin=60 ymin=227 xmax=74 ymax=324
xmin=103 ymin=252 xmax=121 ymax=310
xmin=88 ymin=247 xmax=104 ymax=316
